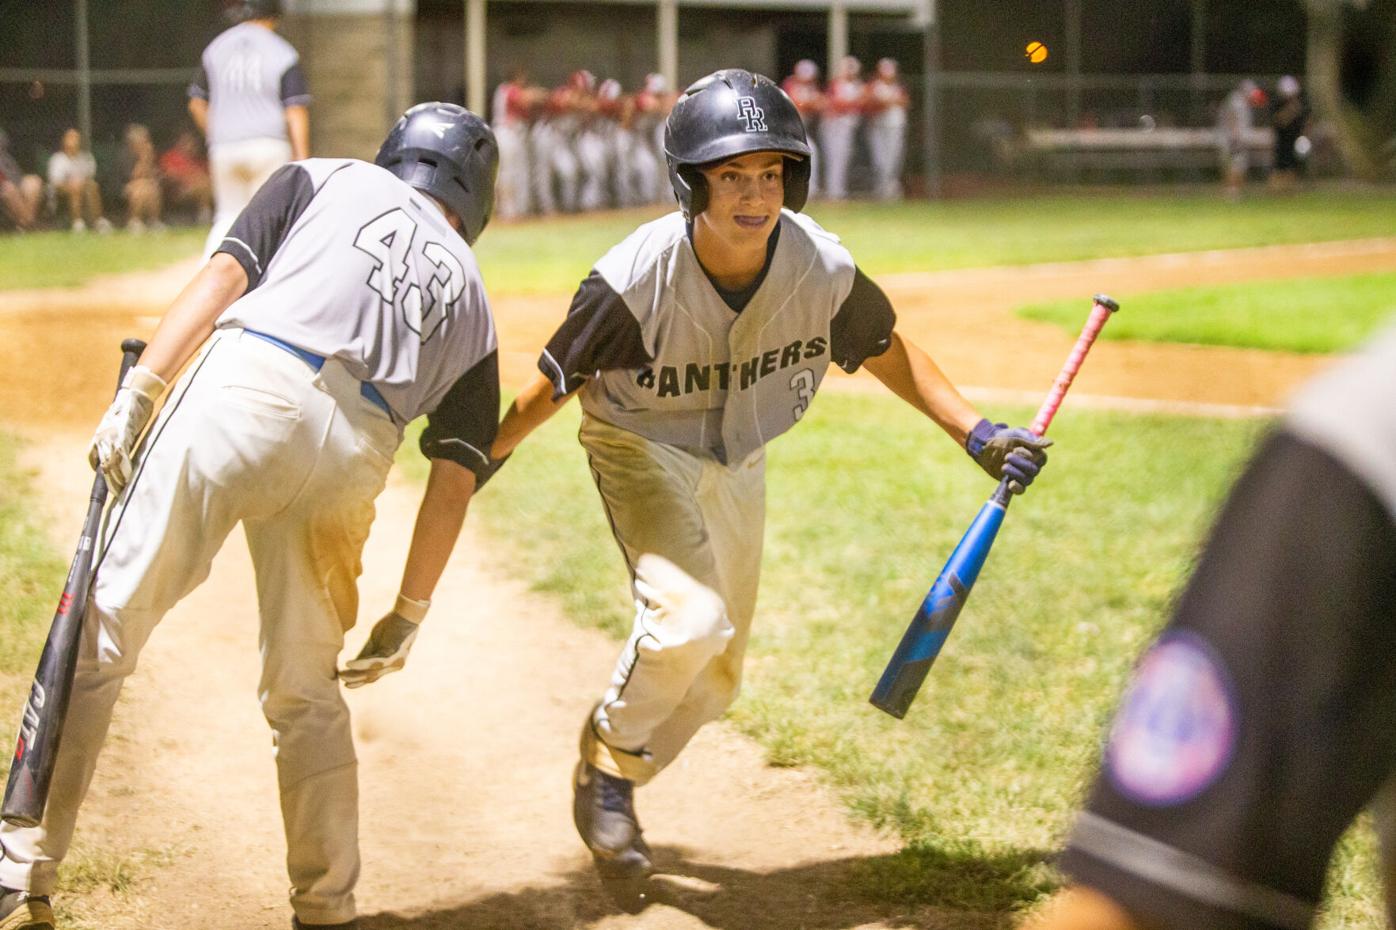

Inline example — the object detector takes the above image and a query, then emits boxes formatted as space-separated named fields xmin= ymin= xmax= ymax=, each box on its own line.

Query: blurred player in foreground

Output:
xmin=1025 ymin=322 xmax=1396 ymax=930
xmin=0 ymin=103 xmax=501 ymax=930
xmin=489 ymin=68 xmax=1050 ymax=888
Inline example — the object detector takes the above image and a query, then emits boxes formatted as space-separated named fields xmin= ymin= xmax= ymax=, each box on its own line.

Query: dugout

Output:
xmin=0 ymin=0 xmax=1319 ymax=207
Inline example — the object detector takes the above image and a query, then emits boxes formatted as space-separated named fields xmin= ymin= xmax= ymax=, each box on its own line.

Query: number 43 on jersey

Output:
xmin=354 ymin=207 xmax=465 ymax=344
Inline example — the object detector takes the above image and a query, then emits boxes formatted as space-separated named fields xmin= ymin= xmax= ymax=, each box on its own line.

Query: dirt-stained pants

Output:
xmin=204 ymin=137 xmax=293 ymax=258
xmin=0 ymin=330 xmax=399 ymax=926
xmin=577 ymin=414 xmax=765 ymax=786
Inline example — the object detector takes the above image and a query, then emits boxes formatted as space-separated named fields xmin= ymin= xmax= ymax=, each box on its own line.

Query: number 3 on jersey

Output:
xmin=354 ymin=208 xmax=465 ymax=344
xmin=791 ymin=368 xmax=815 ymax=421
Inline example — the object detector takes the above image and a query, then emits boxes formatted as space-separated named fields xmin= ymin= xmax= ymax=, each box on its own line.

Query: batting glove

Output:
xmin=966 ymin=418 xmax=1052 ymax=494
xmin=87 ymin=365 xmax=167 ymax=496
xmin=339 ymin=594 xmax=429 ymax=688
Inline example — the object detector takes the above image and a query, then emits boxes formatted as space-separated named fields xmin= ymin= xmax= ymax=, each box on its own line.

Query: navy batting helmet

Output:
xmin=375 ymin=102 xmax=499 ymax=246
xmin=663 ymin=69 xmax=811 ymax=219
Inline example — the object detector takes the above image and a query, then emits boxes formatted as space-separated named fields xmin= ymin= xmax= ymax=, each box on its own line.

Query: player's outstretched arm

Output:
xmin=491 ymin=371 xmax=579 ymax=460
xmin=141 ymin=253 xmax=249 ymax=380
xmin=862 ymin=329 xmax=1049 ymax=493
xmin=285 ymin=105 xmax=310 ymax=160
xmin=340 ymin=458 xmax=477 ymax=688
xmin=88 ymin=253 xmax=248 ymax=493
xmin=861 ymin=329 xmax=981 ymax=444
xmin=188 ymin=97 xmax=209 ymax=136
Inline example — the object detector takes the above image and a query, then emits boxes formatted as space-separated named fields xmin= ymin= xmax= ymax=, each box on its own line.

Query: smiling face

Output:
xmin=693 ymin=151 xmax=786 ymax=250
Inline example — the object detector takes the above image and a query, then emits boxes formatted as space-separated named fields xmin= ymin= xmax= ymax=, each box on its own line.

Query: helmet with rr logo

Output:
xmin=662 ymin=69 xmax=811 ymax=218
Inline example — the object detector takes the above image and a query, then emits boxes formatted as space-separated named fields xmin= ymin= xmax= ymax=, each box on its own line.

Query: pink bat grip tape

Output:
xmin=1029 ymin=294 xmax=1119 ymax=436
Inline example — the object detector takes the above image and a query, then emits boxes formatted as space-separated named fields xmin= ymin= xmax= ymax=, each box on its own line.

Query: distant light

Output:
xmin=1026 ymin=41 xmax=1049 ymax=64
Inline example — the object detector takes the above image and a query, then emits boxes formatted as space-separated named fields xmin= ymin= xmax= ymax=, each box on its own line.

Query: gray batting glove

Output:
xmin=339 ymin=595 xmax=428 ymax=688
xmin=966 ymin=418 xmax=1052 ymax=495
xmin=87 ymin=365 xmax=167 ymax=496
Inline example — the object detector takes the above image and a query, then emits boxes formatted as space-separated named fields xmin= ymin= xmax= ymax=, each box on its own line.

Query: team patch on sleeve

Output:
xmin=1105 ymin=630 xmax=1238 ymax=806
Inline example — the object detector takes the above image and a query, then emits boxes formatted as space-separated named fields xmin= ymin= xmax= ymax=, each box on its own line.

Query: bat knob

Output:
xmin=1093 ymin=294 xmax=1120 ymax=313
xmin=120 ymin=338 xmax=147 ymax=357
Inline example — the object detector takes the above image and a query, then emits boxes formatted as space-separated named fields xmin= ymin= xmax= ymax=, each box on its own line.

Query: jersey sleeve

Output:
xmin=419 ymin=349 xmax=501 ymax=484
xmin=214 ymin=163 xmax=316 ymax=290
xmin=279 ymin=62 xmax=311 ymax=107
xmin=1059 ymin=429 xmax=1396 ymax=930
xmin=538 ymin=270 xmax=650 ymax=399
xmin=188 ymin=64 xmax=209 ymax=100
xmin=830 ymin=267 xmax=896 ymax=373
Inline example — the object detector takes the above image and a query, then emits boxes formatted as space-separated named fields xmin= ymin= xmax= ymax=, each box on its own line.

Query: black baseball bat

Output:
xmin=2 ymin=338 xmax=147 ymax=827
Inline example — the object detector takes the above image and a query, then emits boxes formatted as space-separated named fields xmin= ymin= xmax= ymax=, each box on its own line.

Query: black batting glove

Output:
xmin=966 ymin=418 xmax=1052 ymax=494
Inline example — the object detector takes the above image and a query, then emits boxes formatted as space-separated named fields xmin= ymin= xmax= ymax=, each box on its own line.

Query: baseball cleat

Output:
xmin=0 ymin=887 xmax=54 ymax=930
xmin=573 ymin=761 xmax=654 ymax=879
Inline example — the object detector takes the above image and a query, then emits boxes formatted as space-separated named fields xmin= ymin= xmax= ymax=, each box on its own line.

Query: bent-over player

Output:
xmin=490 ymin=69 xmax=1051 ymax=885
xmin=1024 ymin=322 xmax=1396 ymax=930
xmin=0 ymin=103 xmax=501 ymax=930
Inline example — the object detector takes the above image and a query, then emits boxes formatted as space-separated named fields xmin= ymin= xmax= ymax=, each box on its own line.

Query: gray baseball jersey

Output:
xmin=540 ymin=210 xmax=894 ymax=464
xmin=189 ymin=22 xmax=310 ymax=147
xmin=214 ymin=158 xmax=499 ymax=478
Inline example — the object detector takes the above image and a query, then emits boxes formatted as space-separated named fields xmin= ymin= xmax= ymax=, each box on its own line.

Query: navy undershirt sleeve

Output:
xmin=539 ymin=270 xmax=650 ymax=399
xmin=830 ymin=267 xmax=896 ymax=372
xmin=280 ymin=63 xmax=311 ymax=106
xmin=420 ymin=349 xmax=502 ymax=485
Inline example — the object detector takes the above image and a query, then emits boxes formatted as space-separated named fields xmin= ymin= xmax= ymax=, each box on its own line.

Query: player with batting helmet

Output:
xmin=0 ymin=103 xmax=501 ymax=930
xmin=488 ymin=68 xmax=1051 ymax=891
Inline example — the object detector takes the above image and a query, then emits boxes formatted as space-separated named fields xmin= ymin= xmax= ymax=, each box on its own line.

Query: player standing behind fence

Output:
xmin=189 ymin=0 xmax=310 ymax=257
xmin=864 ymin=58 xmax=909 ymax=201
xmin=0 ymin=103 xmax=501 ymax=930
xmin=821 ymin=55 xmax=864 ymax=200
xmin=1023 ymin=320 xmax=1396 ymax=930
xmin=488 ymin=68 xmax=1050 ymax=888
xmin=781 ymin=59 xmax=825 ymax=199
xmin=491 ymin=68 xmax=534 ymax=219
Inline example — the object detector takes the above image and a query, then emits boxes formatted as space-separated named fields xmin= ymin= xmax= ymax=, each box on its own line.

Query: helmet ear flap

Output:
xmin=782 ymin=156 xmax=810 ymax=213
xmin=672 ymin=163 xmax=709 ymax=219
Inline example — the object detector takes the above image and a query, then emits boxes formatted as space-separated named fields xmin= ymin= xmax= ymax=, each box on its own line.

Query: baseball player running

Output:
xmin=0 ymin=103 xmax=501 ymax=930
xmin=489 ymin=69 xmax=1050 ymax=885
xmin=189 ymin=0 xmax=311 ymax=258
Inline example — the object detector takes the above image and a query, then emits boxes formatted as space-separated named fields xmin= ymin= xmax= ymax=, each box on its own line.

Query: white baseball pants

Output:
xmin=820 ymin=114 xmax=860 ymax=200
xmin=577 ymin=414 xmax=765 ymax=786
xmin=0 ymin=329 xmax=399 ymax=925
xmin=867 ymin=113 xmax=906 ymax=201
xmin=204 ymin=137 xmax=294 ymax=258
xmin=493 ymin=123 xmax=531 ymax=219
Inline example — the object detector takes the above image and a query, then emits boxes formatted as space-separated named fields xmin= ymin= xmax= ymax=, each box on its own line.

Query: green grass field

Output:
xmin=465 ymin=395 xmax=1382 ymax=927
xmin=4 ymin=189 xmax=1392 ymax=296
xmin=3 ymin=193 xmax=1391 ymax=924
xmin=0 ymin=435 xmax=175 ymax=929
xmin=0 ymin=435 xmax=65 ymax=674
xmin=468 ymin=189 xmax=1396 ymax=295
xmin=0 ymin=228 xmax=205 ymax=290
xmin=1021 ymin=270 xmax=1396 ymax=353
